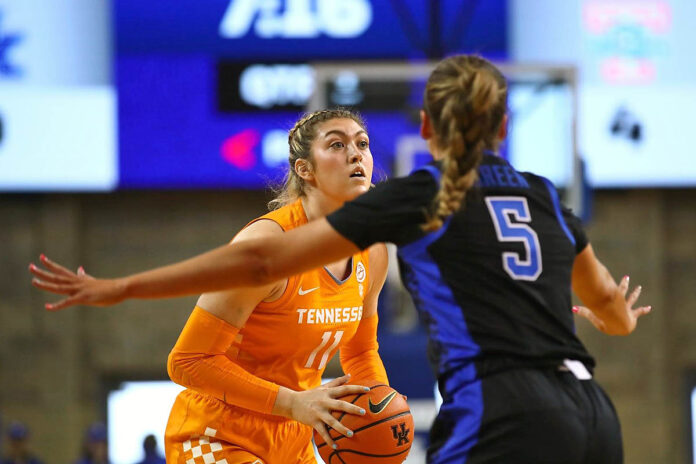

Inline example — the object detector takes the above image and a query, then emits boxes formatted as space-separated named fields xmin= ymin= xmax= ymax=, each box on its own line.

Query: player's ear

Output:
xmin=295 ymin=158 xmax=314 ymax=182
xmin=497 ymin=113 xmax=509 ymax=141
xmin=419 ymin=110 xmax=434 ymax=141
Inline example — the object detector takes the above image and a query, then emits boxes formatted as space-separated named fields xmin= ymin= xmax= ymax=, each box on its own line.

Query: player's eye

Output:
xmin=358 ymin=140 xmax=369 ymax=149
xmin=330 ymin=141 xmax=345 ymax=149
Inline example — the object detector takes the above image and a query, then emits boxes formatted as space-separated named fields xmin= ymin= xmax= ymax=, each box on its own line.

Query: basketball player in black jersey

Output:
xmin=32 ymin=55 xmax=650 ymax=463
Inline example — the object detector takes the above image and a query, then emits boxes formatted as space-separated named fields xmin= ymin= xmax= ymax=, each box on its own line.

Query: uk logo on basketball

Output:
xmin=391 ymin=423 xmax=410 ymax=446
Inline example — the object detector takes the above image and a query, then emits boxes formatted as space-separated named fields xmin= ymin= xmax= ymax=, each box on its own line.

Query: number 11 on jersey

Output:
xmin=305 ymin=330 xmax=344 ymax=369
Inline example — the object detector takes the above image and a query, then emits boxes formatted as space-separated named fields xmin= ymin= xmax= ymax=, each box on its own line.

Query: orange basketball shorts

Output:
xmin=165 ymin=389 xmax=316 ymax=464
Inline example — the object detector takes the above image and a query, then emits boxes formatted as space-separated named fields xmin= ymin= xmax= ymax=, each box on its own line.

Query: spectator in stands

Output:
xmin=135 ymin=435 xmax=165 ymax=464
xmin=75 ymin=423 xmax=109 ymax=464
xmin=1 ymin=422 xmax=44 ymax=464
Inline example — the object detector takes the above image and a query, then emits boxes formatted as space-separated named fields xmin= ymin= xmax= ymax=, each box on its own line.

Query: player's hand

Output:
xmin=573 ymin=276 xmax=651 ymax=335
xmin=29 ymin=254 xmax=127 ymax=310
xmin=274 ymin=374 xmax=368 ymax=450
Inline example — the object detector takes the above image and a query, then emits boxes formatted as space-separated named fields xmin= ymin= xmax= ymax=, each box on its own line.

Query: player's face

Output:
xmin=309 ymin=118 xmax=374 ymax=203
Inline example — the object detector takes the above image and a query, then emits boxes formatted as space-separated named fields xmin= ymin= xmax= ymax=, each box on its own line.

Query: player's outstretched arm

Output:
xmin=29 ymin=218 xmax=359 ymax=310
xmin=571 ymin=244 xmax=652 ymax=335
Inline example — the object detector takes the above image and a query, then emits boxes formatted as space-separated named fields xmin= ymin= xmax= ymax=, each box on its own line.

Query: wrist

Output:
xmin=114 ymin=276 xmax=133 ymax=301
xmin=272 ymin=386 xmax=295 ymax=419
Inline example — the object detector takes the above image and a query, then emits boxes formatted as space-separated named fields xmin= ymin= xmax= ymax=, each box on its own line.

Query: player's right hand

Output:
xmin=275 ymin=374 xmax=368 ymax=450
xmin=573 ymin=276 xmax=652 ymax=335
xmin=29 ymin=254 xmax=127 ymax=310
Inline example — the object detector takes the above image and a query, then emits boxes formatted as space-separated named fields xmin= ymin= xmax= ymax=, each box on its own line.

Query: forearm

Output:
xmin=122 ymin=242 xmax=270 ymax=300
xmin=339 ymin=315 xmax=389 ymax=384
xmin=168 ymin=307 xmax=279 ymax=414
xmin=340 ymin=348 xmax=389 ymax=384
xmin=168 ymin=352 xmax=280 ymax=413
xmin=573 ymin=245 xmax=634 ymax=335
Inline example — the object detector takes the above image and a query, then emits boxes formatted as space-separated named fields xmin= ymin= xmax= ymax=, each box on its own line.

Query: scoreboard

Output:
xmin=3 ymin=0 xmax=695 ymax=190
xmin=115 ymin=0 xmax=508 ymax=189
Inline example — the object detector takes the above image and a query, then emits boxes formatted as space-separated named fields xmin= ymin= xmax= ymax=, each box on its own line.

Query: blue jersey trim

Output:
xmin=429 ymin=373 xmax=483 ymax=463
xmin=397 ymin=217 xmax=482 ymax=368
xmin=541 ymin=177 xmax=576 ymax=247
xmin=398 ymin=217 xmax=483 ymax=461
xmin=401 ymin=215 xmax=449 ymax=250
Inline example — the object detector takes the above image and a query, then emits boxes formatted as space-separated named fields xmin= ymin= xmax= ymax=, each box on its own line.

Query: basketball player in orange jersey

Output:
xmin=165 ymin=109 xmax=392 ymax=463
xmin=42 ymin=109 xmax=390 ymax=463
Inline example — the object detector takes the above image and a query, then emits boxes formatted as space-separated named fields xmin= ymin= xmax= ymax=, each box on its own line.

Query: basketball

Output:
xmin=314 ymin=380 xmax=414 ymax=463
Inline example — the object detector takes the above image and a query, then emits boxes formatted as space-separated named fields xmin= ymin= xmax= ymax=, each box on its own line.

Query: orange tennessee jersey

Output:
xmin=227 ymin=199 xmax=370 ymax=392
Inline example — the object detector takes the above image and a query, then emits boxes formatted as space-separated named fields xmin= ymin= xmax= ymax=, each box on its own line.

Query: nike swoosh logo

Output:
xmin=298 ymin=286 xmax=319 ymax=296
xmin=368 ymin=391 xmax=397 ymax=414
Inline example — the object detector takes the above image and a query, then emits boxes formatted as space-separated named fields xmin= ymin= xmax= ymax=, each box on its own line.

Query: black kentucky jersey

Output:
xmin=327 ymin=154 xmax=594 ymax=382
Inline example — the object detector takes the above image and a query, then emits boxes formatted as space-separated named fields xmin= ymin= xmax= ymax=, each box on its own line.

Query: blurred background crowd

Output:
xmin=0 ymin=420 xmax=163 ymax=464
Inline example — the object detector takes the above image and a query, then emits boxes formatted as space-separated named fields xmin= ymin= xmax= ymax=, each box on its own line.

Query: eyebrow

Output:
xmin=323 ymin=129 xmax=368 ymax=138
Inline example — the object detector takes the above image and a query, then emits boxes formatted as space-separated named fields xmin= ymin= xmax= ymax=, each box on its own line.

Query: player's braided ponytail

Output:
xmin=422 ymin=55 xmax=508 ymax=231
xmin=268 ymin=108 xmax=366 ymax=210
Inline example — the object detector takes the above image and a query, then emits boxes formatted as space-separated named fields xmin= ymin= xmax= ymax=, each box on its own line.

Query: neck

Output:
xmin=426 ymin=137 xmax=443 ymax=160
xmin=300 ymin=191 xmax=344 ymax=221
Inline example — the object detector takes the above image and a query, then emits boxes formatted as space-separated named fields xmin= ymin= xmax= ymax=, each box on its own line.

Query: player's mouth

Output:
xmin=350 ymin=166 xmax=366 ymax=178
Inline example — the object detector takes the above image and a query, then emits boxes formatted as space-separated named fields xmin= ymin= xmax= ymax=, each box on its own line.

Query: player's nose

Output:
xmin=348 ymin=147 xmax=363 ymax=164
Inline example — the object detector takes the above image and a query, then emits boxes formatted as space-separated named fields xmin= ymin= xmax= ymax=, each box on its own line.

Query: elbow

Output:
xmin=167 ymin=350 xmax=195 ymax=387
xmin=167 ymin=350 xmax=181 ymax=384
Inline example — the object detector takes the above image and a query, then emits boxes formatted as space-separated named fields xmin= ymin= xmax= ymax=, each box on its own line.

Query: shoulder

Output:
xmin=377 ymin=166 xmax=439 ymax=194
xmin=367 ymin=243 xmax=388 ymax=270
xmin=347 ymin=168 xmax=438 ymax=211
xmin=232 ymin=217 xmax=285 ymax=244
xmin=366 ymin=243 xmax=388 ymax=286
xmin=390 ymin=166 xmax=440 ymax=192
xmin=229 ymin=218 xmax=288 ymax=298
xmin=521 ymin=172 xmax=569 ymax=209
xmin=522 ymin=170 xmax=553 ymax=189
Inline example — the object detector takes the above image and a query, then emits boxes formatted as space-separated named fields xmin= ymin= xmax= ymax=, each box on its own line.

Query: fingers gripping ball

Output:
xmin=314 ymin=381 xmax=414 ymax=463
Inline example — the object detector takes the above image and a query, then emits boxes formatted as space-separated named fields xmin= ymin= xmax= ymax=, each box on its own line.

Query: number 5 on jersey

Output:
xmin=485 ymin=197 xmax=542 ymax=281
xmin=305 ymin=330 xmax=344 ymax=369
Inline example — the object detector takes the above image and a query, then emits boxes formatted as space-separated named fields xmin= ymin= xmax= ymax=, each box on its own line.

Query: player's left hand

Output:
xmin=573 ymin=280 xmax=652 ymax=335
xmin=29 ymin=254 xmax=127 ymax=310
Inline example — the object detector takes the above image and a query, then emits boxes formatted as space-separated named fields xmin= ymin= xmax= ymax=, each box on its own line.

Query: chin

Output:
xmin=343 ymin=186 xmax=368 ymax=201
xmin=354 ymin=184 xmax=370 ymax=195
